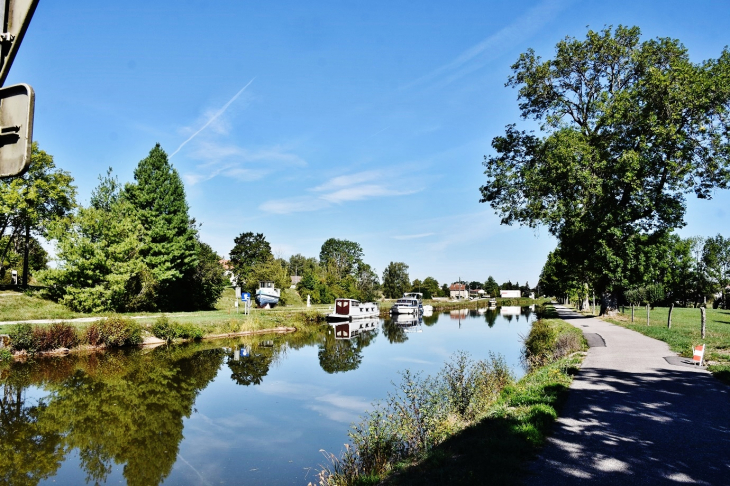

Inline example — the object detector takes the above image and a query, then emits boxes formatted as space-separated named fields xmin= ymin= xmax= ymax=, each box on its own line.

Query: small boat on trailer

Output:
xmin=255 ymin=281 xmax=281 ymax=308
xmin=327 ymin=298 xmax=380 ymax=322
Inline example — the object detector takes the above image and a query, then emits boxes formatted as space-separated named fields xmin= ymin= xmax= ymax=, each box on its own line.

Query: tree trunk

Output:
xmin=22 ymin=223 xmax=29 ymax=287
xmin=667 ymin=302 xmax=674 ymax=329
xmin=701 ymin=306 xmax=706 ymax=339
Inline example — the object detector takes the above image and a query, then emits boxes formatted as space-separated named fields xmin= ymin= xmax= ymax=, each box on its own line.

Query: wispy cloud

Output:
xmin=259 ymin=169 xmax=422 ymax=214
xmin=182 ymin=142 xmax=307 ymax=186
xmin=404 ymin=0 xmax=572 ymax=90
xmin=393 ymin=233 xmax=435 ymax=240
xmin=170 ymin=79 xmax=255 ymax=158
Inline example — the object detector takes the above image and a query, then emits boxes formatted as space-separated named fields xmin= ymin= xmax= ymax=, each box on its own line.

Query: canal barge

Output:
xmin=327 ymin=298 xmax=379 ymax=321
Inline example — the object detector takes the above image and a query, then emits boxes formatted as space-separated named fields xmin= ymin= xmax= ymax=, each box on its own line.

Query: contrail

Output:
xmin=170 ymin=78 xmax=255 ymax=158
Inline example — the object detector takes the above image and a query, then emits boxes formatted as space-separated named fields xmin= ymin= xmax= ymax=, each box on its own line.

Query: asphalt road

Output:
xmin=527 ymin=305 xmax=730 ymax=485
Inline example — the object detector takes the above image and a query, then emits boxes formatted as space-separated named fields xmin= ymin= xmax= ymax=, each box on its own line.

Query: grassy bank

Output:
xmin=603 ymin=306 xmax=730 ymax=383
xmin=316 ymin=308 xmax=586 ymax=486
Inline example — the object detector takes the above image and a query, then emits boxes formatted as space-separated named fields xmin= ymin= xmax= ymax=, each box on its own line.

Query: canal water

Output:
xmin=0 ymin=306 xmax=537 ymax=485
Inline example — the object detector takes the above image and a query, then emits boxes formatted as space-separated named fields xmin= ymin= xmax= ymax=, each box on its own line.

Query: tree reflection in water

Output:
xmin=318 ymin=324 xmax=378 ymax=374
xmin=0 ymin=344 xmax=225 ymax=486
xmin=381 ymin=318 xmax=408 ymax=344
xmin=227 ymin=347 xmax=273 ymax=386
xmin=0 ymin=366 xmax=65 ymax=486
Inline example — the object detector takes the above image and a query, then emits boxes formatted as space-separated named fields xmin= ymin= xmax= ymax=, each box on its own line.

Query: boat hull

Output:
xmin=255 ymin=291 xmax=280 ymax=308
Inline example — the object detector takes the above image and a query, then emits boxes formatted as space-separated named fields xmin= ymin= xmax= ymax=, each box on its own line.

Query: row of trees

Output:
xmin=227 ymin=231 xmax=533 ymax=303
xmin=540 ymin=233 xmax=730 ymax=309
xmin=481 ymin=26 xmax=730 ymax=312
xmin=30 ymin=144 xmax=228 ymax=312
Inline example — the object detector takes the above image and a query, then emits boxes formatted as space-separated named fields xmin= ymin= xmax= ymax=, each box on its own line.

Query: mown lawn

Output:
xmin=604 ymin=306 xmax=730 ymax=383
xmin=0 ymin=287 xmax=329 ymax=335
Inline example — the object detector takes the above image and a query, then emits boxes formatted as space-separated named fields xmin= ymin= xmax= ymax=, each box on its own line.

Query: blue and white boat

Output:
xmin=255 ymin=281 xmax=280 ymax=308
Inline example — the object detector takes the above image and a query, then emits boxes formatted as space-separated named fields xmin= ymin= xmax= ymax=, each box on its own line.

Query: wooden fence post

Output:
xmin=647 ymin=304 xmax=650 ymax=326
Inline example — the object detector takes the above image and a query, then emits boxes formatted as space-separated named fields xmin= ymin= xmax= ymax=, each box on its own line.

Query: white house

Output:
xmin=450 ymin=283 xmax=468 ymax=299
xmin=500 ymin=290 xmax=521 ymax=298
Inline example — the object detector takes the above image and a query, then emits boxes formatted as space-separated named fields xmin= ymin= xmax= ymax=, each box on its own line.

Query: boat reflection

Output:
xmin=500 ymin=306 xmax=522 ymax=316
xmin=331 ymin=318 xmax=379 ymax=340
xmin=391 ymin=313 xmax=423 ymax=332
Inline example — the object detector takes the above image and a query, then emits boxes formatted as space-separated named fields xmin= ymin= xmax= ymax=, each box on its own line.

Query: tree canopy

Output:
xmin=481 ymin=26 xmax=730 ymax=296
xmin=0 ymin=143 xmax=76 ymax=282
xmin=229 ymin=232 xmax=273 ymax=285
xmin=319 ymin=238 xmax=364 ymax=279
xmin=382 ymin=262 xmax=410 ymax=299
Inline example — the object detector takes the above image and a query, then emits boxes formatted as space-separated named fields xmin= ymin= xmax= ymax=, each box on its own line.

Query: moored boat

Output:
xmin=255 ymin=281 xmax=281 ymax=308
xmin=400 ymin=292 xmax=433 ymax=314
xmin=390 ymin=297 xmax=421 ymax=314
xmin=327 ymin=298 xmax=379 ymax=321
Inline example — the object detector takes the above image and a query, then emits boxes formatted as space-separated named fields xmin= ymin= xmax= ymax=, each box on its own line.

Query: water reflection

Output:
xmin=318 ymin=322 xmax=378 ymax=374
xmin=0 ymin=345 xmax=226 ymax=486
xmin=0 ymin=306 xmax=538 ymax=485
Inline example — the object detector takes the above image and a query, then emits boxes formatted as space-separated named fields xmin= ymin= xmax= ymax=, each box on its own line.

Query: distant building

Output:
xmin=449 ymin=283 xmax=468 ymax=299
xmin=219 ymin=259 xmax=236 ymax=285
xmin=500 ymin=290 xmax=521 ymax=298
xmin=291 ymin=276 xmax=302 ymax=289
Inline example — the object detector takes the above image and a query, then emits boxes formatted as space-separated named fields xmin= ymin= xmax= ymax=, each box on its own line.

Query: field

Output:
xmin=603 ymin=305 xmax=730 ymax=382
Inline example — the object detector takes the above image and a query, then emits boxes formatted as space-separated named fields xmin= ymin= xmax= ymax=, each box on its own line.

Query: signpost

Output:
xmin=0 ymin=0 xmax=38 ymax=178
xmin=242 ymin=292 xmax=251 ymax=315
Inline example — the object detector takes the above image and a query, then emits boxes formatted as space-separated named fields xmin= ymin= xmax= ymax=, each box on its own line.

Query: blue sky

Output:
xmin=9 ymin=0 xmax=730 ymax=288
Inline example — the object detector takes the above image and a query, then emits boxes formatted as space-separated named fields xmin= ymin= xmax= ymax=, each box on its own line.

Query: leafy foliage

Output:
xmin=0 ymin=143 xmax=76 ymax=282
xmin=382 ymin=262 xmax=410 ymax=299
xmin=125 ymin=144 xmax=198 ymax=309
xmin=482 ymin=26 xmax=730 ymax=297
xmin=229 ymin=232 xmax=272 ymax=286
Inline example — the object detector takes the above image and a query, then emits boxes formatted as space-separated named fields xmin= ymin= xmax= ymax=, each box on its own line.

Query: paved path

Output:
xmin=528 ymin=305 xmax=730 ymax=485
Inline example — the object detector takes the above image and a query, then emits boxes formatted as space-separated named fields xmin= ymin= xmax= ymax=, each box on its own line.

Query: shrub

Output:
xmin=99 ymin=316 xmax=143 ymax=347
xmin=151 ymin=317 xmax=203 ymax=342
xmin=524 ymin=320 xmax=556 ymax=367
xmin=9 ymin=323 xmax=35 ymax=352
xmin=0 ymin=348 xmax=12 ymax=362
xmin=151 ymin=316 xmax=176 ymax=342
xmin=320 ymin=353 xmax=514 ymax=484
xmin=84 ymin=323 xmax=103 ymax=346
xmin=175 ymin=322 xmax=204 ymax=340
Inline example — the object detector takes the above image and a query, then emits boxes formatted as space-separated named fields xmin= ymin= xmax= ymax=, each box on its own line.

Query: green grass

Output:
xmin=379 ymin=355 xmax=583 ymax=486
xmin=604 ymin=306 xmax=730 ymax=383
xmin=0 ymin=290 xmax=94 ymax=323
xmin=0 ymin=286 xmax=329 ymax=336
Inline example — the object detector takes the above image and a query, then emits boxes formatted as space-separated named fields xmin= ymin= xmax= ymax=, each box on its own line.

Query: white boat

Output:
xmin=403 ymin=292 xmax=434 ymax=314
xmin=327 ymin=298 xmax=380 ymax=321
xmin=255 ymin=281 xmax=280 ymax=308
xmin=330 ymin=318 xmax=379 ymax=339
xmin=390 ymin=297 xmax=421 ymax=314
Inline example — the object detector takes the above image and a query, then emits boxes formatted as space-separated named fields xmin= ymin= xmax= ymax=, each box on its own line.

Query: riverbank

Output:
xmin=315 ymin=306 xmax=587 ymax=486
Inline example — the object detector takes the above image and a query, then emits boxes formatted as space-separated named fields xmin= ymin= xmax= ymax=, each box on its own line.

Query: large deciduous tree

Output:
xmin=382 ymin=262 xmax=410 ymax=299
xmin=319 ymin=238 xmax=363 ymax=279
xmin=0 ymin=143 xmax=76 ymax=283
xmin=125 ymin=144 xmax=198 ymax=309
xmin=480 ymin=26 xmax=730 ymax=305
xmin=229 ymin=232 xmax=273 ymax=285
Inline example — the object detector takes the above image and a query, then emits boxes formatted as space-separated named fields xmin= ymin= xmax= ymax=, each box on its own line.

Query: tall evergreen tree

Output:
xmin=125 ymin=144 xmax=198 ymax=309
